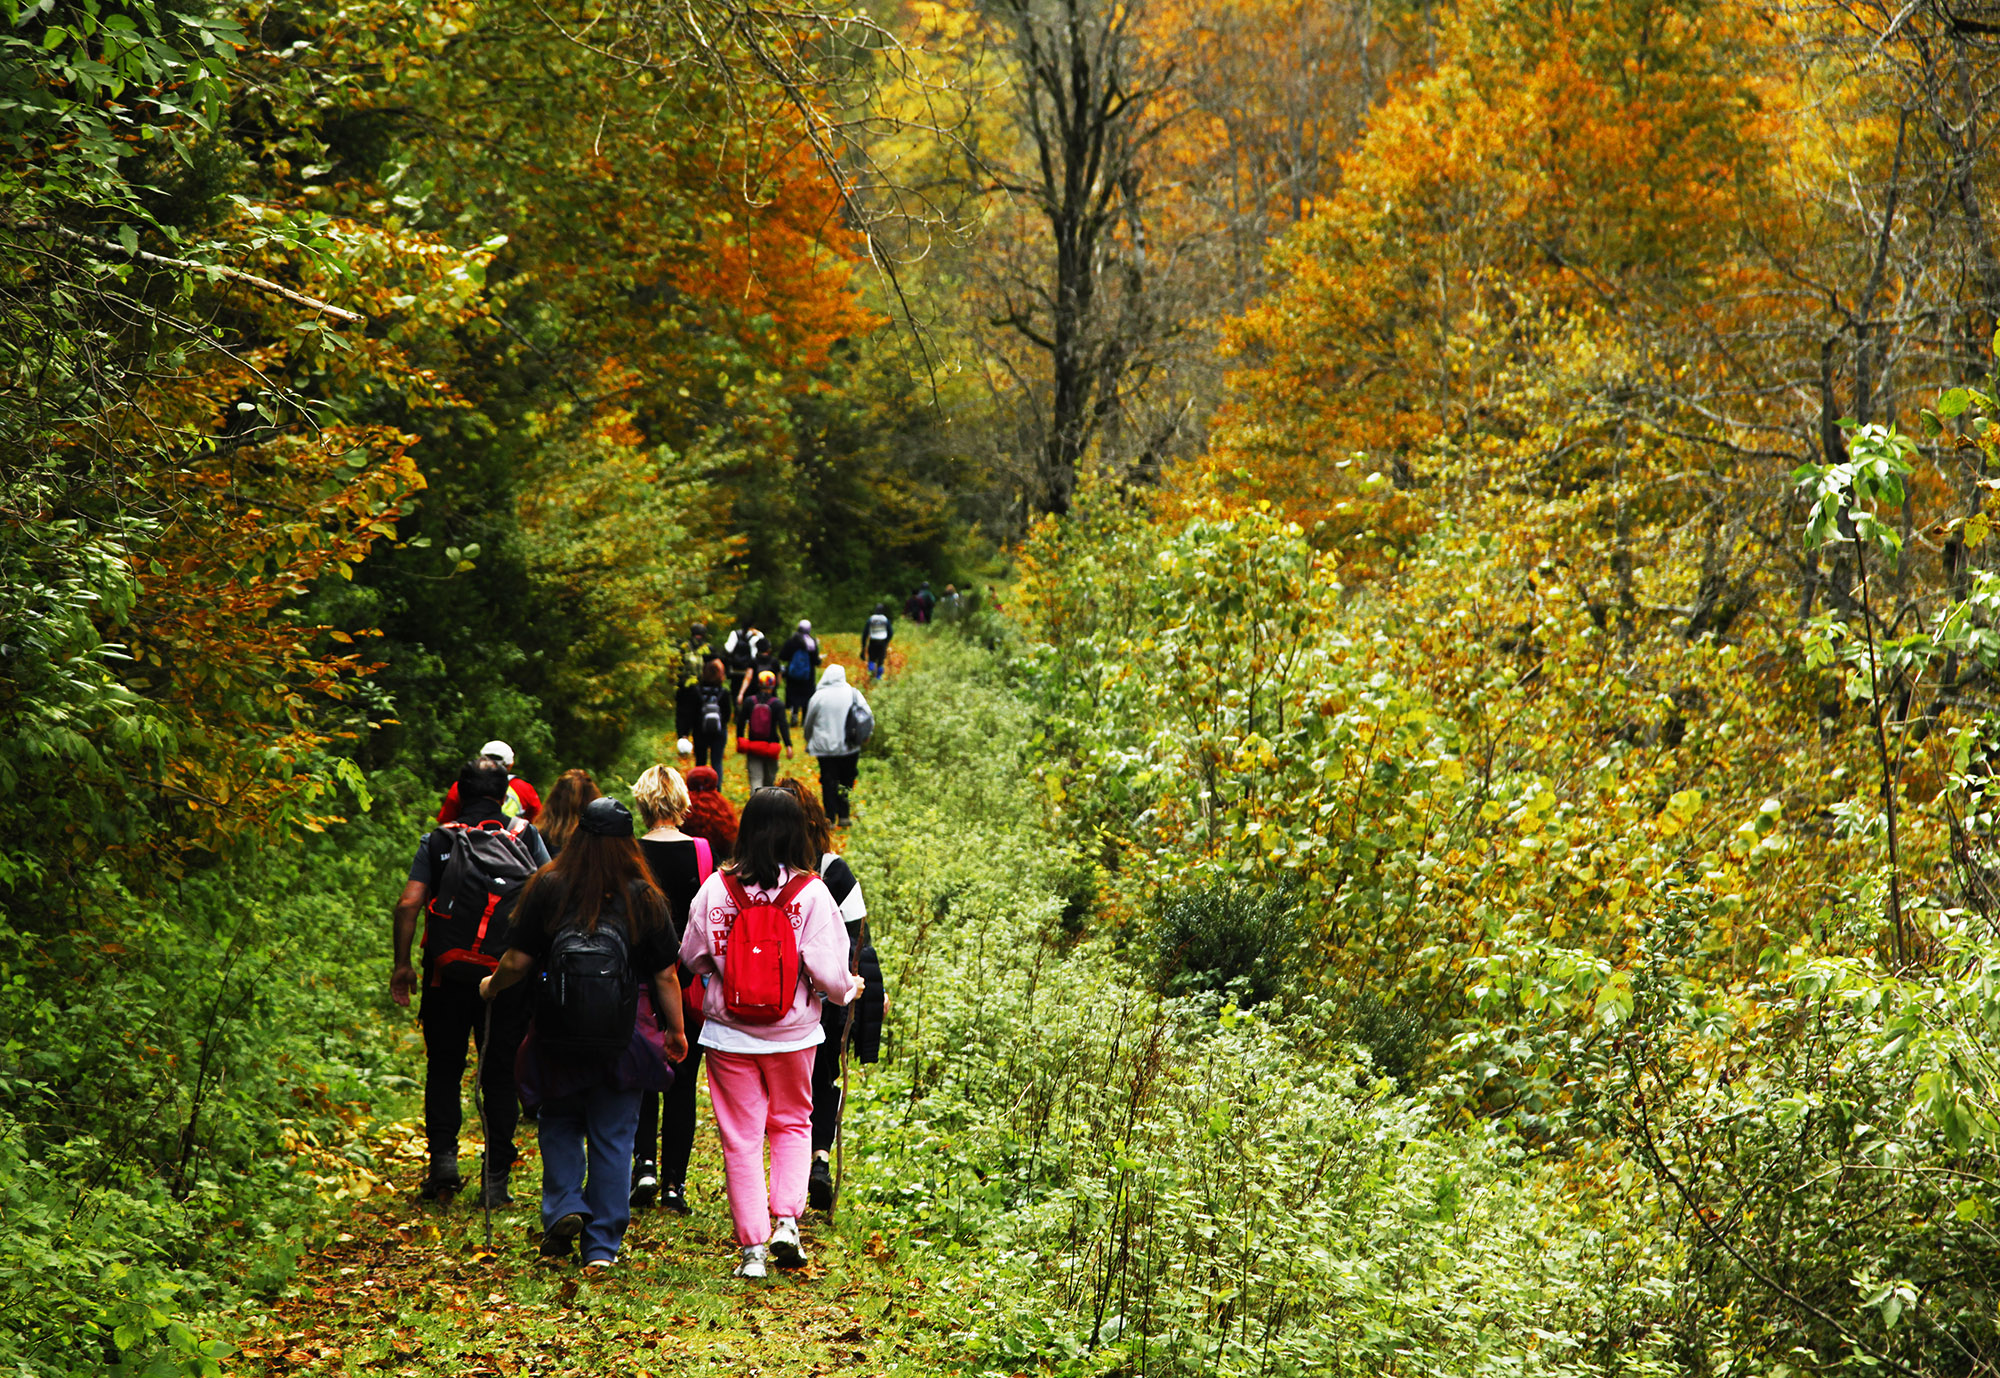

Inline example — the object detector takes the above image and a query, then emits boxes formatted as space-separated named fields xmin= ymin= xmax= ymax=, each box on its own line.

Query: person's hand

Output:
xmin=881 ymin=991 xmax=892 ymax=1016
xmin=785 ymin=746 xmax=795 ymax=759
xmin=665 ymin=1031 xmax=689 ymax=1063
xmin=478 ymin=973 xmax=494 ymax=1001
xmin=850 ymin=974 xmax=866 ymax=1001
xmin=391 ymin=963 xmax=418 ymax=1008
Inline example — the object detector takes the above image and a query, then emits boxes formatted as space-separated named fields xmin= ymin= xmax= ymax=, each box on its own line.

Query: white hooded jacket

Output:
xmin=803 ymin=664 xmax=865 ymax=757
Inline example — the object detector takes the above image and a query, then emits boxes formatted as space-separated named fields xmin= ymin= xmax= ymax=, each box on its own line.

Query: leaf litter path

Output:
xmin=240 ymin=1096 xmax=946 ymax=1378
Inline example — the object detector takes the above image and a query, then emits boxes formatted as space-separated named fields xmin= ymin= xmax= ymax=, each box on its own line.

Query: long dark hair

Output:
xmin=518 ymin=830 xmax=666 ymax=937
xmin=538 ymin=768 xmax=601 ymax=855
xmin=727 ymin=788 xmax=816 ymax=889
xmin=774 ymin=777 xmax=832 ymax=860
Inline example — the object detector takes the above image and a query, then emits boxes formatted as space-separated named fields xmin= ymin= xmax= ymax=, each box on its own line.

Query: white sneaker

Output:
xmin=768 ymin=1216 xmax=808 ymax=1270
xmin=735 ymin=1245 xmax=769 ymax=1279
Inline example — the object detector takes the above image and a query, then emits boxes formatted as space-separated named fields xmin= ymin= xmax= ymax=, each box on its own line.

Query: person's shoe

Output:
xmin=660 ymin=1182 xmax=691 ymax=1216
xmin=808 ymin=1157 xmax=834 ymax=1212
xmin=768 ymin=1216 xmax=808 ymax=1270
xmin=582 ymin=1257 xmax=614 ymax=1272
xmin=418 ymin=1156 xmax=461 ymax=1202
xmin=735 ymin=1245 xmax=769 ymax=1279
xmin=539 ymin=1212 xmax=585 ymax=1259
xmin=474 ymin=1174 xmax=514 ymax=1209
xmin=630 ymin=1162 xmax=660 ymax=1210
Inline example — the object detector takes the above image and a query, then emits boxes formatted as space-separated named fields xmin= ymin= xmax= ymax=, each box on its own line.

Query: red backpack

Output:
xmin=719 ymin=872 xmax=812 ymax=1023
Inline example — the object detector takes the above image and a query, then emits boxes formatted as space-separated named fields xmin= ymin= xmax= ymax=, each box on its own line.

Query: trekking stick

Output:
xmin=831 ymin=917 xmax=865 ymax=1221
xmin=472 ymin=997 xmax=494 ymax=1251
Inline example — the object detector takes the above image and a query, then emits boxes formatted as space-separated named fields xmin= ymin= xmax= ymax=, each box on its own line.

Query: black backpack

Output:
xmin=699 ymin=684 xmax=725 ymax=736
xmin=537 ymin=912 xmax=639 ymax=1055
xmin=424 ymin=818 xmax=538 ymax=985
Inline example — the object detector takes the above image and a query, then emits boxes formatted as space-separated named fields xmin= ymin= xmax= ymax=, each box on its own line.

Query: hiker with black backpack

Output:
xmin=736 ymin=669 xmax=794 ymax=792
xmin=391 ymin=758 xmax=552 ymax=1206
xmin=479 ymin=797 xmax=687 ymax=1270
xmin=691 ymin=659 xmax=732 ymax=773
xmin=803 ymin=663 xmax=872 ymax=827
xmin=679 ymin=788 xmax=864 ymax=1278
xmin=777 ymin=620 xmax=819 ymax=725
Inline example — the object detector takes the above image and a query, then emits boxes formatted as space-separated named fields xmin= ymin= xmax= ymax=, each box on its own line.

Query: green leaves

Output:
xmin=1793 ymin=421 xmax=1917 ymax=564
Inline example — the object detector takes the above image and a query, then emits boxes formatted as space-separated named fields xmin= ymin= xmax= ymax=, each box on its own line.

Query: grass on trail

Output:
xmin=232 ymin=1088 xmax=946 ymax=1378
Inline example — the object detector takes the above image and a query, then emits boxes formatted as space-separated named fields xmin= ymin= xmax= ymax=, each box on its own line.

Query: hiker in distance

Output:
xmin=803 ymin=663 xmax=872 ymax=828
xmin=777 ymin=619 xmax=819 ymax=725
xmin=391 ymin=758 xmax=551 ymax=1206
xmin=862 ymin=604 xmax=892 ymax=680
xmin=679 ymin=788 xmax=864 ymax=1278
xmin=436 ymin=739 xmax=542 ymax=822
xmin=737 ymin=669 xmax=795 ymax=792
xmin=688 ymin=660 xmax=732 ymax=772
xmin=480 ymin=797 xmax=687 ymax=1270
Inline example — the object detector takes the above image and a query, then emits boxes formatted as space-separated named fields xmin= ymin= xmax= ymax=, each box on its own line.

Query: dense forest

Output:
xmin=8 ymin=0 xmax=2000 ymax=1372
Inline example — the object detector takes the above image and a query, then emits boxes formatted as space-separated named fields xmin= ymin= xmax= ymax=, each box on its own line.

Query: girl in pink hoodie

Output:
xmin=679 ymin=787 xmax=864 ymax=1278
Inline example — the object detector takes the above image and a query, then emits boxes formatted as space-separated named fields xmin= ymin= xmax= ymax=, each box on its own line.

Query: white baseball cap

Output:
xmin=480 ymin=740 xmax=515 ymax=767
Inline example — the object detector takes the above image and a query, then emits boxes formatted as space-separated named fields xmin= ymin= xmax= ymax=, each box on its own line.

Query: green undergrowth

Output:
xmin=838 ymin=634 xmax=1681 ymax=1377
xmin=0 ymin=772 xmax=433 ymax=1376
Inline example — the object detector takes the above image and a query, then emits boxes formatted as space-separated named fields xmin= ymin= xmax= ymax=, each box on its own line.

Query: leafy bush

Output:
xmin=0 ymin=786 xmax=424 ymax=1376
xmin=840 ymin=638 xmax=1679 ymax=1376
xmin=1151 ymin=881 xmax=1296 ymax=1007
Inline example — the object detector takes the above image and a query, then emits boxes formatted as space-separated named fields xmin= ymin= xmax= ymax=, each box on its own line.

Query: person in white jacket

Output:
xmin=802 ymin=664 xmax=867 ymax=826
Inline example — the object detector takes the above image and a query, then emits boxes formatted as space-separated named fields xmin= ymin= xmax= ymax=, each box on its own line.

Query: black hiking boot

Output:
xmin=475 ymin=1168 xmax=514 ymax=1209
xmin=659 ymin=1182 xmax=690 ymax=1216
xmin=539 ymin=1212 xmax=585 ymax=1261
xmin=630 ymin=1161 xmax=659 ymax=1210
xmin=808 ymin=1156 xmax=834 ymax=1212
xmin=419 ymin=1156 xmax=462 ymax=1202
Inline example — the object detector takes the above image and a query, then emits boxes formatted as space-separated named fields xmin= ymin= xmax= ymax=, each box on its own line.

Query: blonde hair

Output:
xmin=631 ymin=764 xmax=691 ymax=829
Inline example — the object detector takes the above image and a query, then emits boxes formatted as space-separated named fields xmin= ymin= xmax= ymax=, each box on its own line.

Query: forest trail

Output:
xmin=232 ymin=632 xmax=943 ymax=1378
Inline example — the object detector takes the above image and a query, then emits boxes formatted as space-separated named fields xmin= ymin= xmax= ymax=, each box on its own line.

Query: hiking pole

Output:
xmin=830 ymin=918 xmax=865 ymax=1222
xmin=472 ymin=996 xmax=495 ymax=1251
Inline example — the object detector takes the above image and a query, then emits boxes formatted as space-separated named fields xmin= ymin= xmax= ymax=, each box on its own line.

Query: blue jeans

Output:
xmin=537 ymin=1085 xmax=642 ymax=1263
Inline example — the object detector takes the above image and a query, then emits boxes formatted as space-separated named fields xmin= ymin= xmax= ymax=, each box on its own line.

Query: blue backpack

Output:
xmin=787 ymin=647 xmax=812 ymax=680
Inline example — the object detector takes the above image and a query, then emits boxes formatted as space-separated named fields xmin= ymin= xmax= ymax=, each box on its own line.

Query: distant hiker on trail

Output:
xmin=392 ymin=758 xmax=551 ymax=1207
xmin=722 ymin=619 xmax=770 ymax=688
xmin=537 ymin=769 xmax=601 ymax=858
xmin=775 ymin=779 xmax=885 ymax=1212
xmin=911 ymin=581 xmax=936 ymax=624
xmin=863 ymin=603 xmax=893 ymax=680
xmin=480 ymin=797 xmax=686 ymax=1270
xmin=803 ymin=664 xmax=871 ymax=827
xmin=686 ymin=620 xmax=717 ymax=663
xmin=690 ymin=659 xmax=732 ymax=772
xmin=681 ymin=765 xmax=739 ymax=858
xmin=673 ymin=651 xmax=707 ymax=758
xmin=777 ymin=619 xmax=820 ymax=725
xmin=679 ymin=788 xmax=864 ymax=1278
xmin=627 ymin=765 xmax=715 ymax=1215
xmin=938 ymin=583 xmax=964 ymax=622
xmin=437 ymin=740 xmax=542 ymax=823
xmin=737 ymin=670 xmax=794 ymax=792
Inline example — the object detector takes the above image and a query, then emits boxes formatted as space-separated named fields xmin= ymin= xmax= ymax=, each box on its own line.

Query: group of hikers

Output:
xmin=390 ymin=633 xmax=888 ymax=1278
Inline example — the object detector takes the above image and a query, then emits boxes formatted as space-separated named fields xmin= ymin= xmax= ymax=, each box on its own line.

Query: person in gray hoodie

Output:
xmin=802 ymin=664 xmax=869 ymax=826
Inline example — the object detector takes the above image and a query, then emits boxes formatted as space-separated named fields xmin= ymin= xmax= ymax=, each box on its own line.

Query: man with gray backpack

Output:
xmin=391 ymin=758 xmax=552 ymax=1206
xmin=803 ymin=664 xmax=872 ymax=827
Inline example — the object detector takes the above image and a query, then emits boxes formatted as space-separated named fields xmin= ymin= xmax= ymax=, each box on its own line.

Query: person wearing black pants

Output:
xmin=390 ymin=758 xmax=553 ymax=1206
xmin=420 ymin=982 xmax=530 ymax=1197
xmin=691 ymin=660 xmax=731 ymax=773
xmin=802 ymin=665 xmax=867 ymax=827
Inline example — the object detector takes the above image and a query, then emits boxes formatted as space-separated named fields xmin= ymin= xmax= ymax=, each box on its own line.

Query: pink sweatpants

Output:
xmin=705 ymin=1046 xmax=817 ymax=1247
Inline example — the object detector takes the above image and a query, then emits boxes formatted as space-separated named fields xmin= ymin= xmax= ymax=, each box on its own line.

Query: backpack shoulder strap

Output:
xmin=720 ymin=871 xmax=751 ymax=912
xmin=777 ymin=872 xmax=814 ymax=906
xmin=693 ymin=836 xmax=714 ymax=881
